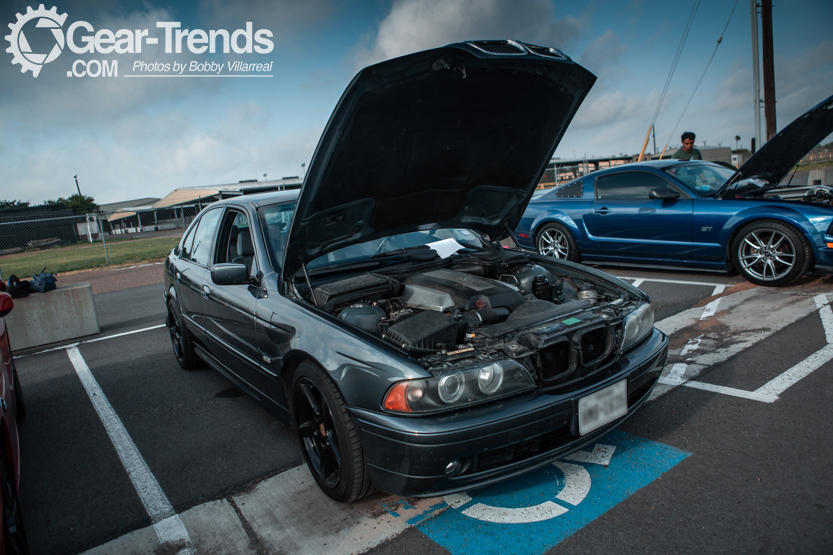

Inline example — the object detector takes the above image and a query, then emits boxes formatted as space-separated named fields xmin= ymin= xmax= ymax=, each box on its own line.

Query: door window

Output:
xmin=190 ymin=209 xmax=223 ymax=267
xmin=179 ymin=225 xmax=197 ymax=260
xmin=595 ymin=172 xmax=672 ymax=200
xmin=217 ymin=211 xmax=257 ymax=274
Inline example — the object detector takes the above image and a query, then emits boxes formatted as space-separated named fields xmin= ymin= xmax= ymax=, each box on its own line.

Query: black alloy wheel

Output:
xmin=536 ymin=223 xmax=579 ymax=261
xmin=732 ymin=220 xmax=812 ymax=287
xmin=167 ymin=302 xmax=201 ymax=370
xmin=292 ymin=361 xmax=371 ymax=502
xmin=1 ymin=455 xmax=29 ymax=555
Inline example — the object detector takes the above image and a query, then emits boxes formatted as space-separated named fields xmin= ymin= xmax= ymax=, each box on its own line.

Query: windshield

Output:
xmin=308 ymin=228 xmax=485 ymax=270
xmin=663 ymin=163 xmax=735 ymax=196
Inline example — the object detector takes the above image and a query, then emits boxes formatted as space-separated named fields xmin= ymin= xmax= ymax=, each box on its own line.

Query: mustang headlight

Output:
xmin=383 ymin=360 xmax=535 ymax=414
xmin=620 ymin=302 xmax=654 ymax=351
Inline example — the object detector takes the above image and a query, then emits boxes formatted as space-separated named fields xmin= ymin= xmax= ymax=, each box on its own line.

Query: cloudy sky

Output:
xmin=1 ymin=0 xmax=831 ymax=206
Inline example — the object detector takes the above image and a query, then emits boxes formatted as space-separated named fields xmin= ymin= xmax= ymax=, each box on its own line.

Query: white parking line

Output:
xmin=66 ymin=346 xmax=196 ymax=554
xmin=700 ymin=299 xmax=721 ymax=319
xmin=617 ymin=276 xmax=728 ymax=297
xmin=655 ymin=292 xmax=833 ymax=403
xmin=27 ymin=324 xmax=167 ymax=356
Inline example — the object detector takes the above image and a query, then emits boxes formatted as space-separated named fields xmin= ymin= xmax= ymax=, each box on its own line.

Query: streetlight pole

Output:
xmin=750 ymin=0 xmax=761 ymax=152
xmin=74 ymin=175 xmax=82 ymax=197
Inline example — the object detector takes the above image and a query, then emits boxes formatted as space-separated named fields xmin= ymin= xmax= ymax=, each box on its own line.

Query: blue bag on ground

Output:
xmin=27 ymin=268 xmax=57 ymax=293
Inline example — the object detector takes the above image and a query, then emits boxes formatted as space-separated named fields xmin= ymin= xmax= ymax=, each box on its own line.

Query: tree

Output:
xmin=45 ymin=194 xmax=98 ymax=213
xmin=0 ymin=200 xmax=30 ymax=209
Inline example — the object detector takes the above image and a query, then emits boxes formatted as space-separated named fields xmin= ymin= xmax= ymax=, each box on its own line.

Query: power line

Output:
xmin=651 ymin=0 xmax=702 ymax=128
xmin=664 ymin=0 xmax=741 ymax=150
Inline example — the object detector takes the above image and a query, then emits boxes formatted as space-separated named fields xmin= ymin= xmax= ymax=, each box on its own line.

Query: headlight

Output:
xmin=620 ymin=303 xmax=654 ymax=351
xmin=383 ymin=359 xmax=535 ymax=414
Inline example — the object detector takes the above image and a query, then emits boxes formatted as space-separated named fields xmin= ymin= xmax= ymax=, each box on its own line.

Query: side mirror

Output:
xmin=211 ymin=263 xmax=249 ymax=285
xmin=0 ymin=292 xmax=13 ymax=318
xmin=649 ymin=187 xmax=680 ymax=200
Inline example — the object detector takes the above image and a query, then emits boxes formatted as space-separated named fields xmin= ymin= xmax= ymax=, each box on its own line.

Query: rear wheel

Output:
xmin=536 ymin=223 xmax=579 ymax=261
xmin=292 ymin=361 xmax=371 ymax=502
xmin=732 ymin=220 xmax=812 ymax=287
xmin=167 ymin=301 xmax=201 ymax=370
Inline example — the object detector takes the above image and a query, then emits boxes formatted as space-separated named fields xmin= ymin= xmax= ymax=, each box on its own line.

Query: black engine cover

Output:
xmin=404 ymin=269 xmax=525 ymax=311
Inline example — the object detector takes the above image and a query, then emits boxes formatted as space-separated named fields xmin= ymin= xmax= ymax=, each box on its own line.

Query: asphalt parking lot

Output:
xmin=13 ymin=264 xmax=833 ymax=554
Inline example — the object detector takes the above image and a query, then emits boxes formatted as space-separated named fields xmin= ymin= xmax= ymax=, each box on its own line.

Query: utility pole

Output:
xmin=74 ymin=174 xmax=82 ymax=196
xmin=749 ymin=0 xmax=761 ymax=152
xmin=760 ymin=0 xmax=777 ymax=141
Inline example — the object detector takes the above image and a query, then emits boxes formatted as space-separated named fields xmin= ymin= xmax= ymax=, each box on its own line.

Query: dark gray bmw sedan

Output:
xmin=164 ymin=40 xmax=668 ymax=502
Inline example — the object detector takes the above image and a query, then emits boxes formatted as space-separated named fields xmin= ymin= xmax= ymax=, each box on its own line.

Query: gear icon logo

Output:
xmin=5 ymin=4 xmax=67 ymax=77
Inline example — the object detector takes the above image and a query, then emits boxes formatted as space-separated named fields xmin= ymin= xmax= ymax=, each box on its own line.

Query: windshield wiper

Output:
xmin=370 ymin=245 xmax=438 ymax=260
xmin=302 ymin=246 xmax=438 ymax=278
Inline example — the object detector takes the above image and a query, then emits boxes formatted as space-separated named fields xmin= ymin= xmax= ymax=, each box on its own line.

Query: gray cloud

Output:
xmin=578 ymin=29 xmax=624 ymax=73
xmin=352 ymin=0 xmax=585 ymax=70
xmin=199 ymin=0 xmax=335 ymax=45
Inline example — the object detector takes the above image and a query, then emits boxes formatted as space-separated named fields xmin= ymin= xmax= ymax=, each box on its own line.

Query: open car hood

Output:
xmin=283 ymin=40 xmax=595 ymax=276
xmin=720 ymin=94 xmax=833 ymax=194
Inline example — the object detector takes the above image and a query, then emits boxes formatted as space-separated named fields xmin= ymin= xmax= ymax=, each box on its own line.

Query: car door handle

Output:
xmin=176 ymin=271 xmax=182 ymax=283
xmin=202 ymin=285 xmax=211 ymax=299
xmin=593 ymin=208 xmax=611 ymax=215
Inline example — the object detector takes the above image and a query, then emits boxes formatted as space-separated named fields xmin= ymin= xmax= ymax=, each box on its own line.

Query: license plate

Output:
xmin=578 ymin=379 xmax=628 ymax=436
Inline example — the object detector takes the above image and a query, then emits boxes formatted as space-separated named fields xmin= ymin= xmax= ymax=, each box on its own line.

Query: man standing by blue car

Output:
xmin=672 ymin=131 xmax=702 ymax=160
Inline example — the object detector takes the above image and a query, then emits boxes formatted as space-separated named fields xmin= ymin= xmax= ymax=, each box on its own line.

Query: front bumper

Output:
xmin=348 ymin=328 xmax=668 ymax=498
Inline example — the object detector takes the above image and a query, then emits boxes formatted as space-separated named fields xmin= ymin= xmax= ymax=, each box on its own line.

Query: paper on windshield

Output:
xmin=427 ymin=238 xmax=465 ymax=259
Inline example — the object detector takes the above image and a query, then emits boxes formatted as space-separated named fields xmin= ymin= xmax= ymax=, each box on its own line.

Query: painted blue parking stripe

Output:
xmin=418 ymin=430 xmax=690 ymax=555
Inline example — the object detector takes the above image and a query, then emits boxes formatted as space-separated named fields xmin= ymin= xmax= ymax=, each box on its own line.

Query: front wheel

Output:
xmin=732 ymin=220 xmax=812 ymax=287
xmin=292 ymin=361 xmax=371 ymax=502
xmin=536 ymin=223 xmax=579 ymax=261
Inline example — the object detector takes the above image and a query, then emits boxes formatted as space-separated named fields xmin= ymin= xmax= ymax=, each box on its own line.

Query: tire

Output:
xmin=167 ymin=301 xmax=201 ymax=370
xmin=731 ymin=220 xmax=812 ymax=287
xmin=1 ymin=455 xmax=29 ymax=555
xmin=292 ymin=361 xmax=371 ymax=502
xmin=536 ymin=223 xmax=579 ymax=261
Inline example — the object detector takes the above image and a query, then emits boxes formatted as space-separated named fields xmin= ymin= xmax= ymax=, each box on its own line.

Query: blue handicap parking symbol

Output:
xmin=418 ymin=430 xmax=690 ymax=555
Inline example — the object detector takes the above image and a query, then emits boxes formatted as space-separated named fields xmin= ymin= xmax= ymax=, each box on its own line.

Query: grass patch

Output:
xmin=0 ymin=236 xmax=180 ymax=279
xmin=795 ymin=161 xmax=833 ymax=172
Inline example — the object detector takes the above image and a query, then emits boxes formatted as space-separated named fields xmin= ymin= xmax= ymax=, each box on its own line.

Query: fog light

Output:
xmin=445 ymin=460 xmax=460 ymax=475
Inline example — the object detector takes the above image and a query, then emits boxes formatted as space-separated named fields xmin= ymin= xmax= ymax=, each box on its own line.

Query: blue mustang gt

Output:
xmin=515 ymin=95 xmax=833 ymax=287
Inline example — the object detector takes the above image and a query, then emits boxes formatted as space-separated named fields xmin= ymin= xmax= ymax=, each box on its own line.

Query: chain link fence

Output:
xmin=0 ymin=204 xmax=204 ymax=280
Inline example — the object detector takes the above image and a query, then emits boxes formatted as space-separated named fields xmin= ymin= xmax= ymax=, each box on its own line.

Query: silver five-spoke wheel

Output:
xmin=536 ymin=223 xmax=578 ymax=261
xmin=732 ymin=220 xmax=810 ymax=287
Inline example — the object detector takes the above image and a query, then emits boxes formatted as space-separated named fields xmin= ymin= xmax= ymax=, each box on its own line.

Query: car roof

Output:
xmin=209 ymin=189 xmax=301 ymax=209
xmin=550 ymin=160 xmax=721 ymax=188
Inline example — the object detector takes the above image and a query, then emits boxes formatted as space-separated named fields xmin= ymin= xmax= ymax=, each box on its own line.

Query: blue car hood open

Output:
xmin=283 ymin=40 xmax=595 ymax=277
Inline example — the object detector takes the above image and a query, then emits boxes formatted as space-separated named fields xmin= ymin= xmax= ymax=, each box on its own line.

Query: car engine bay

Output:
xmin=305 ymin=249 xmax=648 ymax=391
